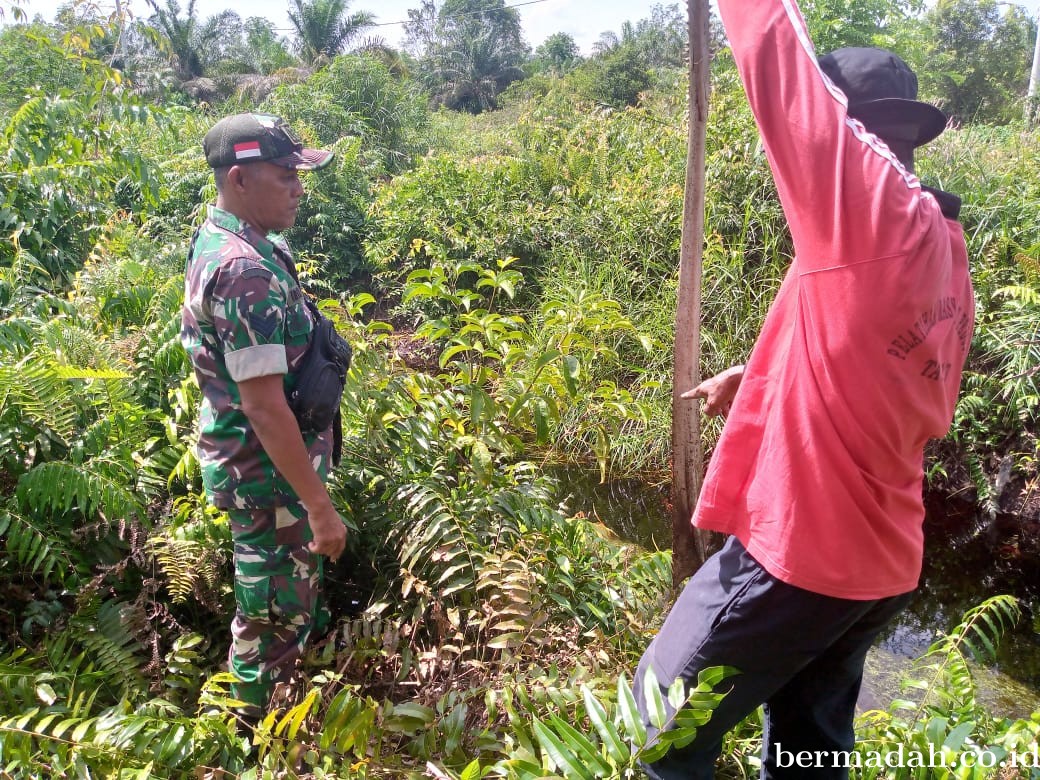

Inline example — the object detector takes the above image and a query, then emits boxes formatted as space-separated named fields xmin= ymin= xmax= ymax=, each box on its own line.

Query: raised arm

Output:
xmin=716 ymin=0 xmax=926 ymax=268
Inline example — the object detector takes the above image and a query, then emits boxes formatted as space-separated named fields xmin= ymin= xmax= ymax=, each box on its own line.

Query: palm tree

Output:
xmin=144 ymin=0 xmax=240 ymax=80
xmin=287 ymin=0 xmax=375 ymax=66
xmin=408 ymin=0 xmax=528 ymax=113
xmin=431 ymin=27 xmax=526 ymax=112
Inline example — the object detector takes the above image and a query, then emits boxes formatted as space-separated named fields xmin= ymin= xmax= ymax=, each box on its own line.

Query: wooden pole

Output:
xmin=1026 ymin=15 xmax=1040 ymax=127
xmin=671 ymin=0 xmax=712 ymax=588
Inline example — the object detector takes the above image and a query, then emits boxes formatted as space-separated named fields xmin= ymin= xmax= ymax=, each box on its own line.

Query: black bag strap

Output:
xmin=185 ymin=226 xmax=202 ymax=266
xmin=273 ymin=244 xmax=345 ymax=467
xmin=333 ymin=408 xmax=342 ymax=467
xmin=273 ymin=243 xmax=302 ymax=286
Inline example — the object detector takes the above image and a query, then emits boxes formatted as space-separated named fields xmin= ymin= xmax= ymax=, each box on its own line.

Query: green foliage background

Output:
xmin=0 ymin=4 xmax=1038 ymax=778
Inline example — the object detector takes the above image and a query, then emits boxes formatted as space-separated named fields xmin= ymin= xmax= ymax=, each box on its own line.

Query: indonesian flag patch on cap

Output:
xmin=234 ymin=141 xmax=263 ymax=160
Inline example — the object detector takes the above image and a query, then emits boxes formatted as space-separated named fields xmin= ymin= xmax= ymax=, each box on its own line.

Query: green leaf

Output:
xmin=666 ymin=677 xmax=687 ymax=712
xmin=546 ymin=713 xmax=613 ymax=776
xmin=617 ymin=674 xmax=646 ymax=747
xmin=500 ymin=758 xmax=556 ymax=779
xmin=533 ymin=349 xmax=562 ymax=374
xmin=470 ymin=439 xmax=493 ymax=484
xmin=642 ymin=666 xmax=668 ymax=730
xmin=70 ymin=717 xmax=94 ymax=743
xmin=440 ymin=343 xmax=473 ymax=368
xmin=35 ymin=682 xmax=57 ymax=705
xmin=384 ymin=701 xmax=437 ymax=734
xmin=532 ymin=717 xmax=595 ymax=779
xmin=925 ymin=715 xmax=950 ymax=746
xmin=405 ymin=268 xmax=432 ymax=283
xmin=276 ymin=689 xmax=317 ymax=739
xmin=639 ymin=725 xmax=691 ymax=763
xmin=562 ymin=355 xmax=580 ymax=397
xmin=487 ymin=631 xmax=526 ymax=649
xmin=594 ymin=427 xmax=610 ymax=484
xmin=582 ymin=686 xmax=628 ymax=764
xmin=349 ymin=292 xmax=376 ymax=307
xmin=695 ymin=666 xmax=739 ymax=690
xmin=402 ymin=282 xmax=434 ymax=303
xmin=943 ymin=720 xmax=976 ymax=750
xmin=470 ymin=386 xmax=488 ymax=424
xmin=460 ymin=759 xmax=482 ymax=780
xmin=534 ymin=399 xmax=550 ymax=443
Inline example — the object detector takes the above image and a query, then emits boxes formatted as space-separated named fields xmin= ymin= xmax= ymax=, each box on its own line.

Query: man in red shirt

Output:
xmin=634 ymin=0 xmax=974 ymax=776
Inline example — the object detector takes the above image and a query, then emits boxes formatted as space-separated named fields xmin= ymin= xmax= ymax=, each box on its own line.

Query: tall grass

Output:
xmin=368 ymin=65 xmax=1039 ymax=498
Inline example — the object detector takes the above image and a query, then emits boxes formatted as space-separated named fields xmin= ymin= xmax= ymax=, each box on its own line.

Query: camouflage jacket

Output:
xmin=181 ymin=206 xmax=333 ymax=509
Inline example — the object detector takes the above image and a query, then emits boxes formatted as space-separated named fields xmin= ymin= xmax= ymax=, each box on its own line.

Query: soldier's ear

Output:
xmin=226 ymin=164 xmax=249 ymax=192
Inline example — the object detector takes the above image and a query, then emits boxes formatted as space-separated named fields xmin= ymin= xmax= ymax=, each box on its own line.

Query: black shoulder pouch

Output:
xmin=286 ymin=299 xmax=352 ymax=463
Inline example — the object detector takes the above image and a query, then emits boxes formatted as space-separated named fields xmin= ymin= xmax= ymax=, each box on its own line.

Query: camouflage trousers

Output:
xmin=227 ymin=503 xmax=329 ymax=713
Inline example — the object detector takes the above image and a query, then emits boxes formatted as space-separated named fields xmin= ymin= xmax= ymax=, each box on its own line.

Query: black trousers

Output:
xmin=634 ymin=536 xmax=914 ymax=779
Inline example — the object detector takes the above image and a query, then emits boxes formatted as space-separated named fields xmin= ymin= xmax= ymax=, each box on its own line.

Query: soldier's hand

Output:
xmin=680 ymin=364 xmax=745 ymax=417
xmin=307 ymin=503 xmax=347 ymax=561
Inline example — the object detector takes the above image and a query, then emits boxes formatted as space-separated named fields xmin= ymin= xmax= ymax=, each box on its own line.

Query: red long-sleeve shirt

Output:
xmin=692 ymin=0 xmax=975 ymax=599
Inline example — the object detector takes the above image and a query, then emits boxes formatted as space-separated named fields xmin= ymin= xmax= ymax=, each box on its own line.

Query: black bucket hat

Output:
xmin=203 ymin=113 xmax=333 ymax=170
xmin=818 ymin=47 xmax=948 ymax=147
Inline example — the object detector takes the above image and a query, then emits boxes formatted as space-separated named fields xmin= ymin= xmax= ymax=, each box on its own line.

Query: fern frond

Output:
xmin=0 ymin=501 xmax=69 ymax=581
xmin=391 ymin=482 xmax=482 ymax=602
xmin=930 ymin=594 xmax=1021 ymax=665
xmin=170 ymin=446 xmax=201 ymax=491
xmin=142 ymin=274 xmax=184 ymax=328
xmin=475 ymin=551 xmax=547 ymax=651
xmin=37 ymin=319 xmax=120 ymax=372
xmin=137 ymin=440 xmax=196 ymax=497
xmin=148 ymin=535 xmax=205 ymax=604
xmin=2 ymin=94 xmax=46 ymax=142
xmin=70 ymin=599 xmax=148 ymax=699
xmin=488 ymin=482 xmax=557 ymax=543
xmin=900 ymin=595 xmax=1021 ymax=726
xmin=0 ymin=362 xmax=80 ymax=445
xmin=32 ymin=323 xmax=135 ymax=412
xmin=317 ymin=685 xmax=379 ymax=759
xmin=616 ymin=550 xmax=672 ymax=623
xmin=995 ymin=284 xmax=1040 ymax=306
xmin=965 ymin=452 xmax=998 ymax=518
xmin=0 ymin=647 xmax=55 ymax=714
xmin=50 ymin=365 xmax=131 ymax=381
xmin=17 ymin=459 xmax=144 ymax=522
xmin=162 ymin=634 xmax=208 ymax=704
xmin=69 ymin=414 xmax=142 ymax=465
xmin=0 ymin=316 xmax=40 ymax=356
xmin=0 ymin=697 xmax=235 ymax=776
xmin=132 ymin=295 xmax=191 ymax=394
xmin=148 ymin=321 xmax=192 ymax=378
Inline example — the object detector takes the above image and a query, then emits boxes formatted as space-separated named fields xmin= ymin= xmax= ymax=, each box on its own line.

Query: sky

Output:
xmin=11 ymin=0 xmax=1040 ymax=55
xmin=13 ymin=0 xmax=640 ymax=54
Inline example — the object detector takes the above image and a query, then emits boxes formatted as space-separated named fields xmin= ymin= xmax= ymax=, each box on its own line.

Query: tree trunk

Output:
xmin=671 ymin=0 xmax=713 ymax=589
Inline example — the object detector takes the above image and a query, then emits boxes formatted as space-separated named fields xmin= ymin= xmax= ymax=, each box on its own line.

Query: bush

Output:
xmin=264 ymin=53 xmax=430 ymax=177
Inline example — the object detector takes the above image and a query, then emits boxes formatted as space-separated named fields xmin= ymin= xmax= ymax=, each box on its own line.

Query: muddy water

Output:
xmin=553 ymin=466 xmax=1040 ymax=718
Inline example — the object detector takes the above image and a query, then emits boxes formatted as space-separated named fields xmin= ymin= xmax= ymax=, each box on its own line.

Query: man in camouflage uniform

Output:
xmin=180 ymin=113 xmax=347 ymax=720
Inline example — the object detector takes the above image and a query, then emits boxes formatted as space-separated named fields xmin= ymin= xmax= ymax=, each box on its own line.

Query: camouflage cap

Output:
xmin=203 ymin=113 xmax=333 ymax=170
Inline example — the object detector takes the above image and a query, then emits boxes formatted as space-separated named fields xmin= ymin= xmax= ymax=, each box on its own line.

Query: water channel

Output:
xmin=552 ymin=466 xmax=1040 ymax=718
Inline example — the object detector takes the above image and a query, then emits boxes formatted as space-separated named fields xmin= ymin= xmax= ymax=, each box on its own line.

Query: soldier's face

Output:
xmin=237 ymin=162 xmax=304 ymax=233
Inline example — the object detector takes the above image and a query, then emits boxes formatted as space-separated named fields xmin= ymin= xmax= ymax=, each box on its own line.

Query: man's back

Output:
xmin=691 ymin=0 xmax=974 ymax=599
